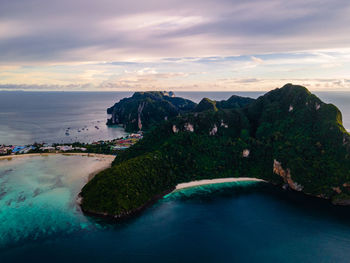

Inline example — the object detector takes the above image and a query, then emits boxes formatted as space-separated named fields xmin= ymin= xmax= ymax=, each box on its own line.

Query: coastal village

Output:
xmin=0 ymin=132 xmax=143 ymax=156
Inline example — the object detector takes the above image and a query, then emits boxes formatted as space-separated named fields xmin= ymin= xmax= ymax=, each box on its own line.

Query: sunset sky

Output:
xmin=1 ymin=0 xmax=350 ymax=91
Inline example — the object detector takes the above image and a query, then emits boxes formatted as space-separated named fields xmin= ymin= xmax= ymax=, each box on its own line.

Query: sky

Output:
xmin=1 ymin=0 xmax=350 ymax=91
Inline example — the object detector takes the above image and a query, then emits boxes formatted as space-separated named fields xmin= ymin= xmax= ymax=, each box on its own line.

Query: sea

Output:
xmin=0 ymin=91 xmax=349 ymax=146
xmin=1 ymin=90 xmax=350 ymax=262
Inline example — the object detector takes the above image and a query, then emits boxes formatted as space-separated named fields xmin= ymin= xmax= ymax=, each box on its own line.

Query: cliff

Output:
xmin=81 ymin=84 xmax=350 ymax=219
xmin=106 ymin=91 xmax=196 ymax=132
xmin=106 ymin=91 xmax=254 ymax=132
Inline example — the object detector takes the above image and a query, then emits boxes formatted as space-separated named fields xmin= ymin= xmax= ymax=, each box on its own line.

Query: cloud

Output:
xmin=0 ymin=0 xmax=350 ymax=90
xmin=1 ymin=49 xmax=350 ymax=90
xmin=1 ymin=0 xmax=350 ymax=64
xmin=1 ymin=77 xmax=349 ymax=92
xmin=251 ymin=56 xmax=264 ymax=64
xmin=0 ymin=20 xmax=29 ymax=40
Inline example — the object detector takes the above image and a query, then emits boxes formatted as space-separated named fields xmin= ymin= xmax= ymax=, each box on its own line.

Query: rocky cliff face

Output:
xmin=107 ymin=91 xmax=197 ymax=132
xmin=273 ymin=160 xmax=303 ymax=191
xmin=107 ymin=91 xmax=255 ymax=132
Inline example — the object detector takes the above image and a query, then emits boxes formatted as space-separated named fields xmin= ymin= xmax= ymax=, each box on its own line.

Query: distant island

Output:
xmin=80 ymin=84 xmax=350 ymax=220
xmin=106 ymin=91 xmax=197 ymax=131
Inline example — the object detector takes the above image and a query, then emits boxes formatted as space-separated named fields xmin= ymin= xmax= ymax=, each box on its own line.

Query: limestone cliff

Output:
xmin=107 ymin=91 xmax=196 ymax=132
xmin=273 ymin=160 xmax=303 ymax=191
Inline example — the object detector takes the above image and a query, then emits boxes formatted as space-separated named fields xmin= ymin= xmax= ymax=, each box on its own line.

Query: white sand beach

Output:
xmin=0 ymin=152 xmax=115 ymax=183
xmin=175 ymin=177 xmax=266 ymax=190
xmin=87 ymin=158 xmax=114 ymax=181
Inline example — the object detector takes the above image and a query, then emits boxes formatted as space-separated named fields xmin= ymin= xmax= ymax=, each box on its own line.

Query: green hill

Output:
xmin=107 ymin=91 xmax=196 ymax=131
xmin=81 ymin=84 xmax=350 ymax=218
xmin=194 ymin=98 xmax=218 ymax=112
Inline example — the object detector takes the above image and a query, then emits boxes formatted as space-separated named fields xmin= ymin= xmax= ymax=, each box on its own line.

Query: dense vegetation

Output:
xmin=80 ymin=84 xmax=350 ymax=218
xmin=106 ymin=91 xmax=196 ymax=131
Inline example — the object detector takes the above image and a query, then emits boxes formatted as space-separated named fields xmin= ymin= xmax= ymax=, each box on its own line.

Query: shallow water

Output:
xmin=2 ymin=156 xmax=350 ymax=262
xmin=0 ymin=155 xmax=111 ymax=248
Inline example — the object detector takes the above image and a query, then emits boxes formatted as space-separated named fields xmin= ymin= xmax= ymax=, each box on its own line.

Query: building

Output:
xmin=40 ymin=146 xmax=56 ymax=152
xmin=19 ymin=146 xmax=36 ymax=154
xmin=56 ymin=145 xmax=73 ymax=152
xmin=75 ymin=147 xmax=87 ymax=151
xmin=12 ymin=146 xmax=26 ymax=153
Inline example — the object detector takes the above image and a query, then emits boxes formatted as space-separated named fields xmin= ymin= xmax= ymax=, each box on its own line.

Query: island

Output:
xmin=80 ymin=84 xmax=350 ymax=220
xmin=107 ymin=91 xmax=197 ymax=131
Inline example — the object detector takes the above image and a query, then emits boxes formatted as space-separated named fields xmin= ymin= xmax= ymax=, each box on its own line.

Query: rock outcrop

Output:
xmin=209 ymin=124 xmax=218 ymax=135
xmin=184 ymin=123 xmax=194 ymax=132
xmin=107 ymin=91 xmax=196 ymax=132
xmin=273 ymin=160 xmax=303 ymax=191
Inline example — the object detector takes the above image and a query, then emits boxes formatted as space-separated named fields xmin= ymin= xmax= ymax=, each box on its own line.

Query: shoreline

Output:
xmin=87 ymin=161 xmax=113 ymax=181
xmin=0 ymin=152 xmax=116 ymax=206
xmin=0 ymin=152 xmax=116 ymax=161
xmin=80 ymin=188 xmax=175 ymax=222
xmin=77 ymin=159 xmax=115 ymax=206
xmin=174 ymin=177 xmax=266 ymax=191
xmin=81 ymin=177 xmax=266 ymax=221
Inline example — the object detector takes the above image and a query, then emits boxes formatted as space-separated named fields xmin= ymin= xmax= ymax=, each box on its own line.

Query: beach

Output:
xmin=0 ymin=153 xmax=115 ymax=210
xmin=0 ymin=152 xmax=116 ymax=161
xmin=175 ymin=177 xmax=266 ymax=190
xmin=0 ymin=153 xmax=115 ymax=184
xmin=86 ymin=156 xmax=114 ymax=181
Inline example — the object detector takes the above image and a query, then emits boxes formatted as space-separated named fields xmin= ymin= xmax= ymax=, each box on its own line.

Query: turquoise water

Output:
xmin=1 ymin=91 xmax=350 ymax=262
xmin=2 ymin=156 xmax=350 ymax=262
xmin=0 ymin=155 xmax=109 ymax=248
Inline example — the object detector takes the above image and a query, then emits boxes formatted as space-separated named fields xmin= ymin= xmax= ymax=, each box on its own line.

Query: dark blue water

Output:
xmin=1 ymin=91 xmax=350 ymax=262
xmin=2 ymin=181 xmax=350 ymax=263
